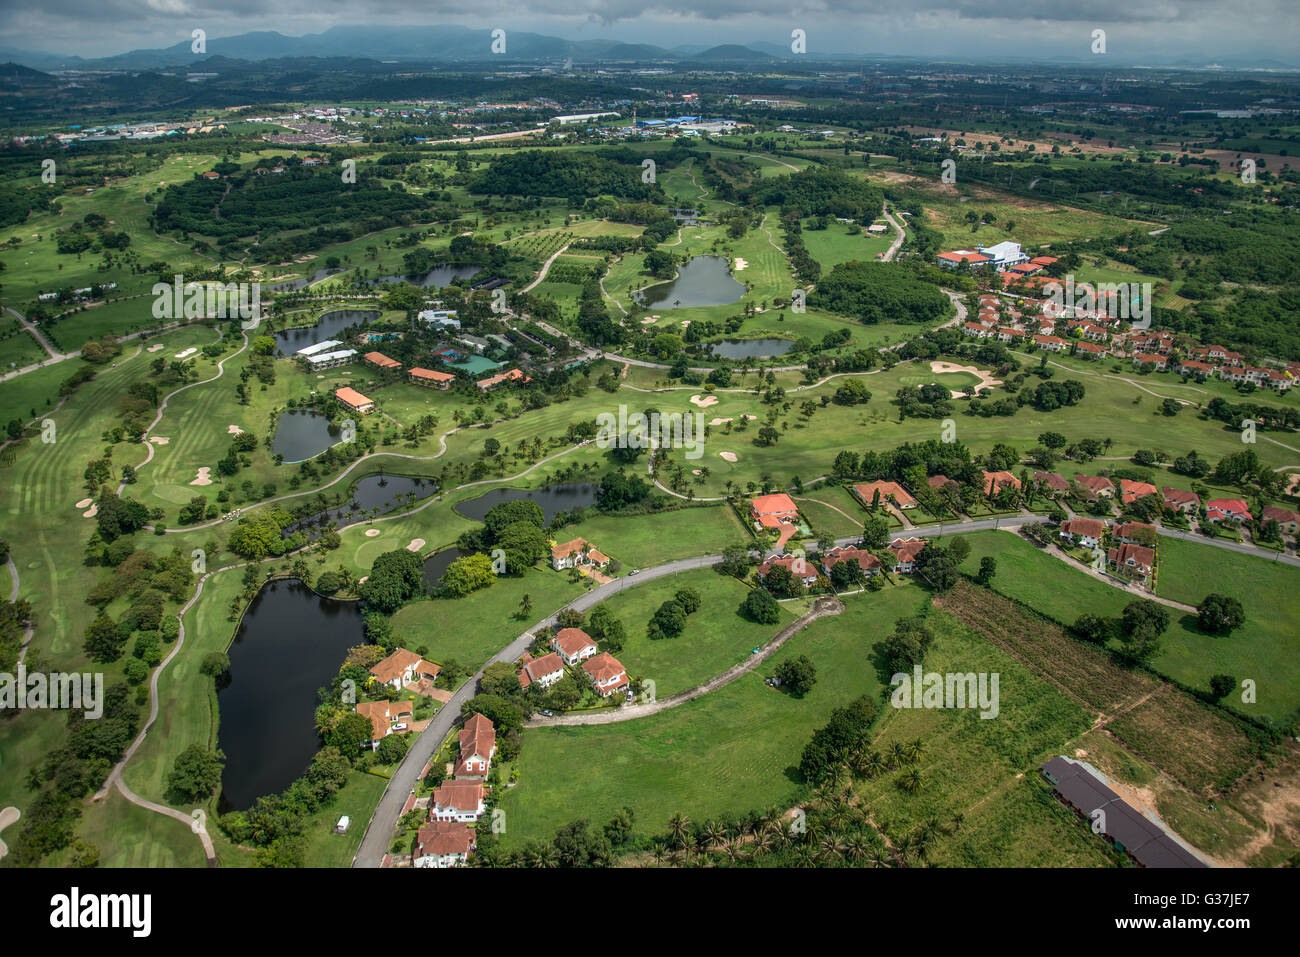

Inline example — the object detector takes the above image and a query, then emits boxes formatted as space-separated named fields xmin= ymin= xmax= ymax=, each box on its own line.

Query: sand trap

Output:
xmin=708 ymin=414 xmax=755 ymax=425
xmin=364 ymin=528 xmax=381 ymax=537
xmin=690 ymin=394 xmax=719 ymax=408
xmin=719 ymin=451 xmax=738 ymax=463
xmin=146 ymin=344 xmax=164 ymax=353
xmin=82 ymin=504 xmax=98 ymax=518
xmin=680 ymin=320 xmax=691 ymax=327
xmin=733 ymin=258 xmax=749 ymax=270
xmin=75 ymin=498 xmax=93 ymax=509
xmin=929 ymin=360 xmax=1002 ymax=397
xmin=357 ymin=576 xmax=369 ymax=585
xmin=150 ymin=436 xmax=169 ymax=445
xmin=317 ymin=374 xmax=325 ymax=379
xmin=691 ymin=469 xmax=702 ymax=475
xmin=227 ymin=425 xmax=245 ymax=435
xmin=406 ymin=538 xmax=425 ymax=552
xmin=640 ymin=317 xmax=657 ymax=325
xmin=174 ymin=347 xmax=198 ymax=360
xmin=189 ymin=467 xmax=212 ymax=486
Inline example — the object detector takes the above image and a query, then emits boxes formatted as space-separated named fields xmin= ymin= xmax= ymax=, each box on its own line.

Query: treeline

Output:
xmin=810 ymin=261 xmax=952 ymax=325
xmin=471 ymin=150 xmax=661 ymax=202
xmin=749 ymin=166 xmax=883 ymax=221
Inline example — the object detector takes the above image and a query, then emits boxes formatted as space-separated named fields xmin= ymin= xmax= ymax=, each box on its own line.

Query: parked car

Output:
xmin=392 ymin=723 xmax=407 ymax=731
xmin=629 ymin=568 xmax=640 ymax=575
xmin=539 ymin=710 xmax=554 ymax=717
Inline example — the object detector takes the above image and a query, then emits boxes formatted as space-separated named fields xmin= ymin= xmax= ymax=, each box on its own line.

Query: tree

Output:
xmin=775 ymin=656 xmax=817 ymax=697
xmin=481 ymin=661 xmax=523 ymax=698
xmin=975 ymin=556 xmax=997 ymax=586
xmin=361 ymin=549 xmax=425 ymax=611
xmin=739 ymin=588 xmax=780 ymax=624
xmin=200 ymin=651 xmax=230 ymax=677
xmin=376 ymin=732 xmax=409 ymax=765
xmin=83 ymin=612 xmax=125 ymax=662
xmin=914 ymin=547 xmax=958 ymax=593
xmin=1069 ymin=614 xmax=1109 ymax=645
xmin=719 ymin=542 xmax=754 ymax=578
xmin=167 ymin=745 xmax=225 ymax=802
xmin=439 ymin=553 xmax=496 ymax=598
xmin=1208 ymin=674 xmax=1237 ymax=702
xmin=673 ymin=587 xmax=702 ymax=614
xmin=647 ymin=600 xmax=688 ymax=640
xmin=880 ymin=617 xmax=934 ymax=674
xmin=1197 ymin=594 xmax=1245 ymax=635
xmin=1118 ymin=599 xmax=1169 ymax=662
xmin=323 ymin=711 xmax=374 ymax=755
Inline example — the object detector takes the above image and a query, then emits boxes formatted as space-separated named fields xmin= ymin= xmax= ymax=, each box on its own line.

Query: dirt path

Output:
xmin=524 ymin=597 xmax=845 ymax=727
xmin=521 ymin=242 xmax=571 ymax=294
xmin=1014 ymin=529 xmax=1197 ymax=612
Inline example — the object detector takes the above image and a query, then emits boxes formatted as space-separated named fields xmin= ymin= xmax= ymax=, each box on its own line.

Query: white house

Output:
xmin=517 ymin=652 xmax=566 ymax=690
xmin=552 ymin=627 xmax=599 ymax=666
xmin=430 ymin=780 xmax=486 ymax=823
xmin=413 ymin=821 xmax=475 ymax=868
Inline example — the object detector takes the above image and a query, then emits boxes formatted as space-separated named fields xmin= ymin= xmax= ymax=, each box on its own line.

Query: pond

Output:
xmin=216 ymin=579 xmax=363 ymax=812
xmin=264 ymin=267 xmax=342 ymax=293
xmin=365 ymin=264 xmax=480 ymax=289
xmin=285 ymin=474 xmax=440 ymax=538
xmin=272 ymin=410 xmax=336 ymax=464
xmin=453 ymin=482 xmax=599 ymax=526
xmin=634 ymin=255 xmax=745 ymax=309
xmin=422 ymin=547 xmax=475 ymax=589
xmin=708 ymin=337 xmax=796 ymax=360
xmin=273 ymin=308 xmax=381 ymax=355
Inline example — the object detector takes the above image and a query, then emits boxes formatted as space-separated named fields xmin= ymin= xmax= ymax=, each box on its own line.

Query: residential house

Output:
xmin=1059 ymin=518 xmax=1105 ymax=549
xmin=550 ymin=538 xmax=610 ymax=571
xmin=1176 ymin=359 xmax=1213 ymax=379
xmin=552 ymin=627 xmax=599 ymax=666
xmin=937 ymin=250 xmax=993 ymax=270
xmin=456 ymin=713 xmax=497 ymax=778
xmin=1119 ymin=479 xmax=1158 ymax=506
xmin=413 ymin=821 xmax=475 ymax=868
xmin=1033 ymin=334 xmax=1070 ymax=353
xmin=1132 ymin=352 xmax=1168 ymax=371
xmin=853 ymin=480 xmax=918 ymax=510
xmin=1108 ymin=543 xmax=1156 ymax=581
xmin=1161 ymin=487 xmax=1200 ymax=515
xmin=517 ymin=652 xmax=566 ymax=691
xmin=582 ymin=652 xmax=629 ymax=698
xmin=927 ymin=474 xmax=959 ymax=492
xmin=369 ymin=648 xmax=441 ymax=691
xmin=819 ymin=546 xmax=882 ymax=578
xmin=982 ymin=470 xmax=1021 ymax=497
xmin=408 ymin=367 xmax=455 ymax=389
xmin=355 ymin=699 xmax=414 ymax=751
xmin=749 ymin=493 xmax=801 ymax=547
xmin=1262 ymin=505 xmax=1300 ymax=535
xmin=1114 ymin=522 xmax=1158 ymax=545
xmin=430 ymin=780 xmax=486 ymax=823
xmin=758 ymin=554 xmax=818 ymax=588
xmin=1033 ymin=471 xmax=1070 ymax=495
xmin=1074 ymin=474 xmax=1115 ymax=500
xmin=888 ymin=537 xmax=927 ymax=573
xmin=1205 ymin=498 xmax=1252 ymax=525
xmin=334 ymin=386 xmax=375 ymax=414
xmin=1074 ymin=341 xmax=1107 ymax=358
xmin=476 ymin=368 xmax=531 ymax=391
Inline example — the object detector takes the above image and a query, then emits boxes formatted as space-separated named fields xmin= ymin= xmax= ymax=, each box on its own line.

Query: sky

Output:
xmin=1 ymin=0 xmax=1296 ymax=62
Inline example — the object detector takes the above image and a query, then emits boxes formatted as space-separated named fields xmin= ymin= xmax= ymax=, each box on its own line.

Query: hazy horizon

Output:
xmin=1 ymin=1 xmax=1296 ymax=64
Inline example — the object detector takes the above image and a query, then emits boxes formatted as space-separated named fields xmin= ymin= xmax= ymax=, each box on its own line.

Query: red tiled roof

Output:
xmin=853 ymin=481 xmax=917 ymax=508
xmin=334 ymin=386 xmax=373 ymax=408
xmin=553 ymin=627 xmax=596 ymax=658
xmin=415 ymin=821 xmax=474 ymax=858
xmin=582 ymin=652 xmax=626 ymax=685
xmin=410 ymin=367 xmax=455 ymax=383
xmin=364 ymin=351 xmax=401 ymax=370
xmin=749 ymin=493 xmax=798 ymax=516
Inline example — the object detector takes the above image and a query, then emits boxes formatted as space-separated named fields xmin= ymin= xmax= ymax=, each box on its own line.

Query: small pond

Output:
xmin=453 ymin=482 xmax=599 ymax=526
xmin=272 ymin=410 xmax=336 ymax=464
xmin=708 ymin=337 xmax=796 ymax=360
xmin=634 ymin=255 xmax=745 ymax=309
xmin=273 ymin=309 xmax=381 ymax=355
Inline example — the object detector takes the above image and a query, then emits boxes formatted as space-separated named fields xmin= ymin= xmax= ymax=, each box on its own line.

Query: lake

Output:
xmin=285 ymin=474 xmax=439 ymax=538
xmin=708 ymin=337 xmax=796 ymax=360
xmin=272 ymin=410 xmax=336 ymax=463
xmin=634 ymin=255 xmax=745 ymax=309
xmin=454 ymin=482 xmax=599 ymax=525
xmin=273 ymin=308 xmax=380 ymax=355
xmin=366 ymin=264 xmax=480 ymax=289
xmin=422 ymin=547 xmax=475 ymax=589
xmin=216 ymin=579 xmax=362 ymax=812
xmin=264 ymin=267 xmax=341 ymax=293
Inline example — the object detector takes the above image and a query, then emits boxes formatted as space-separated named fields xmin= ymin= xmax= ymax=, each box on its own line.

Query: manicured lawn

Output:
xmin=589 ymin=568 xmax=797 ymax=698
xmin=61 ymin=791 xmax=209 ymax=869
xmin=560 ymin=505 xmax=748 ymax=569
xmin=495 ymin=584 xmax=922 ymax=847
xmin=299 ymin=770 xmax=392 ymax=867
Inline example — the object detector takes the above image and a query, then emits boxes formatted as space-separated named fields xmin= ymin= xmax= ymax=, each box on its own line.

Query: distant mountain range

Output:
xmin=0 ymin=25 xmax=1293 ymax=72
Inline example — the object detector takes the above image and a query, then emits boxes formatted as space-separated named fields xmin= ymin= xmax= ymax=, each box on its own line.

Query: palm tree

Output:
xmin=903 ymin=737 xmax=925 ymax=765
xmin=889 ymin=742 xmax=908 ymax=769
xmin=703 ymin=821 xmax=726 ymax=850
xmin=667 ymin=813 xmax=690 ymax=850
xmin=899 ymin=768 xmax=923 ymax=794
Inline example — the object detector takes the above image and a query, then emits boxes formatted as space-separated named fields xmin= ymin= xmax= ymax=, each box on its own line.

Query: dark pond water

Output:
xmin=635 ymin=255 xmax=745 ymax=309
xmin=217 ymin=579 xmax=362 ymax=812
xmin=365 ymin=264 xmax=480 ymax=289
xmin=453 ymin=482 xmax=599 ymax=526
xmin=708 ymin=337 xmax=797 ymax=360
xmin=273 ymin=308 xmax=381 ymax=355
xmin=272 ymin=410 xmax=336 ymax=463
xmin=422 ymin=547 xmax=475 ymax=589
xmin=285 ymin=474 xmax=439 ymax=538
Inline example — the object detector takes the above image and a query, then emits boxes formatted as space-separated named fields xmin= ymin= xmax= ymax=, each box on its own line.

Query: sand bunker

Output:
xmin=719 ymin=451 xmax=738 ymax=463
xmin=691 ymin=469 xmax=702 ymax=476
xmin=364 ymin=528 xmax=381 ymax=537
xmin=82 ymin=504 xmax=98 ymax=518
xmin=189 ymin=467 xmax=212 ymax=486
xmin=929 ymin=360 xmax=1002 ymax=397
xmin=406 ymin=538 xmax=426 ymax=552
xmin=640 ymin=317 xmax=657 ymax=325
xmin=709 ymin=414 xmax=755 ymax=426
xmin=75 ymin=498 xmax=93 ymax=509
xmin=146 ymin=344 xmax=164 ymax=353
xmin=680 ymin=320 xmax=691 ymax=327
xmin=357 ymin=576 xmax=369 ymax=585
xmin=690 ymin=394 xmax=719 ymax=408
xmin=227 ymin=425 xmax=245 ymax=435
xmin=733 ymin=258 xmax=749 ymax=270
xmin=150 ymin=436 xmax=169 ymax=445
xmin=174 ymin=347 xmax=198 ymax=360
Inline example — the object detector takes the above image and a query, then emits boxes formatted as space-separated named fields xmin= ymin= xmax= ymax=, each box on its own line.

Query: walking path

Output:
xmin=524 ymin=597 xmax=844 ymax=727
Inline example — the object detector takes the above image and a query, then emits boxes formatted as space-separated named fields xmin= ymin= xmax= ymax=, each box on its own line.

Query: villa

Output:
xmin=982 ymin=471 xmax=1021 ymax=497
xmin=1205 ymin=498 xmax=1251 ymax=525
xmin=1074 ymin=474 xmax=1115 ymax=500
xmin=758 ymin=554 xmax=819 ymax=587
xmin=1262 ymin=505 xmax=1300 ymax=535
xmin=1161 ymin=487 xmax=1200 ymax=515
xmin=551 ymin=538 xmax=611 ymax=571
xmin=368 ymin=648 xmax=441 ymax=691
xmin=1108 ymin=543 xmax=1156 ymax=581
xmin=552 ymin=627 xmax=599 ymax=666
xmin=430 ymin=780 xmax=487 ymax=823
xmin=517 ymin=652 xmax=566 ymax=690
xmin=456 ymin=713 xmax=496 ymax=778
xmin=334 ymin=386 xmax=375 ymax=414
xmin=888 ymin=537 xmax=927 ymax=573
xmin=1119 ymin=479 xmax=1158 ymax=506
xmin=408 ymin=367 xmax=455 ymax=389
xmin=582 ymin=652 xmax=629 ymax=698
xmin=355 ymin=699 xmax=414 ymax=751
xmin=749 ymin=492 xmax=801 ymax=547
xmin=363 ymin=351 xmax=401 ymax=371
xmin=853 ymin=480 xmax=917 ymax=509
xmin=413 ymin=821 xmax=475 ymax=868
xmin=819 ymin=546 xmax=882 ymax=577
xmin=1059 ymin=518 xmax=1105 ymax=549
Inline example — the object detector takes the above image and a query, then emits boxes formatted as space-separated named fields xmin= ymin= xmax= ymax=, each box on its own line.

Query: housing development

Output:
xmin=0 ymin=2 xmax=1295 ymax=919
